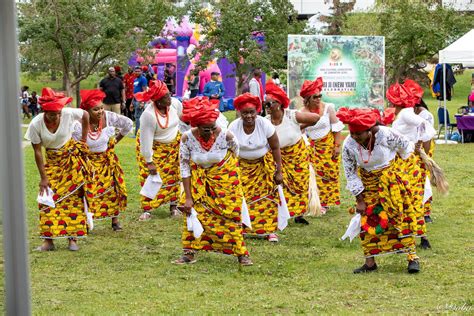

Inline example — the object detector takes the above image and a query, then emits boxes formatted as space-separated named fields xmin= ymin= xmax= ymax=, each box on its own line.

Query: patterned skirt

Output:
xmin=281 ymin=138 xmax=310 ymax=217
xmin=239 ymin=153 xmax=279 ymax=236
xmin=401 ymin=154 xmax=427 ymax=237
xmin=136 ymin=131 xmax=181 ymax=211
xmin=358 ymin=159 xmax=418 ymax=260
xmin=307 ymin=132 xmax=340 ymax=207
xmin=181 ymin=152 xmax=249 ymax=256
xmin=85 ymin=139 xmax=127 ymax=220
xmin=39 ymin=139 xmax=90 ymax=239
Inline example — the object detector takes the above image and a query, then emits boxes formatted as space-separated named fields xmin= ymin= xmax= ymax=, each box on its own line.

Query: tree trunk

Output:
xmin=62 ymin=71 xmax=68 ymax=92
xmin=75 ymin=82 xmax=81 ymax=108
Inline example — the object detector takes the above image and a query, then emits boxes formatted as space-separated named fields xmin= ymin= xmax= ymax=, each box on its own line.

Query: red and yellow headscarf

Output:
xmin=182 ymin=97 xmax=220 ymax=127
xmin=38 ymin=87 xmax=73 ymax=112
xmin=134 ymin=80 xmax=169 ymax=102
xmin=234 ymin=93 xmax=262 ymax=113
xmin=79 ymin=89 xmax=105 ymax=110
xmin=386 ymin=79 xmax=424 ymax=108
xmin=299 ymin=77 xmax=323 ymax=98
xmin=265 ymin=81 xmax=290 ymax=108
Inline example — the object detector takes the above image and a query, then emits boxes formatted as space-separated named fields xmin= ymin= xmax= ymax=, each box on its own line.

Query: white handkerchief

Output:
xmin=277 ymin=185 xmax=290 ymax=231
xmin=423 ymin=176 xmax=432 ymax=204
xmin=83 ymin=196 xmax=94 ymax=231
xmin=140 ymin=174 xmax=163 ymax=199
xmin=341 ymin=213 xmax=361 ymax=242
xmin=241 ymin=198 xmax=252 ymax=229
xmin=186 ymin=208 xmax=204 ymax=238
xmin=37 ymin=187 xmax=55 ymax=208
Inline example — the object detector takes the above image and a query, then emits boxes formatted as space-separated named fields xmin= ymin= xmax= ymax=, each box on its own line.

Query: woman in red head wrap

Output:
xmin=228 ymin=93 xmax=285 ymax=242
xmin=71 ymin=89 xmax=133 ymax=231
xmin=388 ymin=79 xmax=436 ymax=249
xmin=173 ymin=97 xmax=252 ymax=265
xmin=24 ymin=87 xmax=91 ymax=251
xmin=265 ymin=82 xmax=320 ymax=223
xmin=337 ymin=107 xmax=421 ymax=274
xmin=134 ymin=80 xmax=182 ymax=220
xmin=300 ymin=77 xmax=344 ymax=213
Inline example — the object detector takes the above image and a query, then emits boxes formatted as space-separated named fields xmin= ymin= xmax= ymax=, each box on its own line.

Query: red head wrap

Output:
xmin=336 ymin=107 xmax=379 ymax=133
xmin=381 ymin=107 xmax=396 ymax=126
xmin=142 ymin=66 xmax=148 ymax=72
xmin=134 ymin=80 xmax=169 ymax=102
xmin=79 ymin=89 xmax=105 ymax=111
xmin=265 ymin=82 xmax=290 ymax=108
xmin=38 ymin=87 xmax=72 ymax=112
xmin=386 ymin=79 xmax=424 ymax=108
xmin=114 ymin=65 xmax=121 ymax=72
xmin=182 ymin=97 xmax=220 ymax=127
xmin=234 ymin=93 xmax=262 ymax=113
xmin=299 ymin=77 xmax=323 ymax=98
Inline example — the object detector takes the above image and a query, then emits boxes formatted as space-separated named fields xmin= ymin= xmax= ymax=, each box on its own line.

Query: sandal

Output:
xmin=172 ymin=254 xmax=197 ymax=265
xmin=112 ymin=222 xmax=123 ymax=231
xmin=138 ymin=212 xmax=151 ymax=221
xmin=268 ymin=233 xmax=279 ymax=242
xmin=238 ymin=256 xmax=253 ymax=266
xmin=35 ymin=243 xmax=55 ymax=252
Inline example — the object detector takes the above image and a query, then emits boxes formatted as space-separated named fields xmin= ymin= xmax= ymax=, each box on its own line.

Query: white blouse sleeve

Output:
xmin=226 ymin=130 xmax=239 ymax=157
xmin=106 ymin=111 xmax=133 ymax=136
xmin=287 ymin=109 xmax=298 ymax=124
xmin=327 ymin=104 xmax=344 ymax=132
xmin=179 ymin=134 xmax=192 ymax=178
xmin=71 ymin=121 xmax=82 ymax=141
xmin=342 ymin=141 xmax=365 ymax=196
xmin=385 ymin=128 xmax=414 ymax=160
xmin=261 ymin=117 xmax=276 ymax=138
xmin=139 ymin=111 xmax=156 ymax=163
xmin=65 ymin=107 xmax=85 ymax=121
xmin=24 ymin=121 xmax=41 ymax=144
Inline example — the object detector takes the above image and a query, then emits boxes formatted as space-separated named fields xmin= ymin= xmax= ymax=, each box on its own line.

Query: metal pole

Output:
xmin=443 ymin=63 xmax=448 ymax=144
xmin=0 ymin=0 xmax=32 ymax=315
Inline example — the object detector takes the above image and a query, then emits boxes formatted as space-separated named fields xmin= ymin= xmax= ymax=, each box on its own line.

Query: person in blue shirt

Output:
xmin=203 ymin=72 xmax=225 ymax=111
xmin=133 ymin=66 xmax=148 ymax=135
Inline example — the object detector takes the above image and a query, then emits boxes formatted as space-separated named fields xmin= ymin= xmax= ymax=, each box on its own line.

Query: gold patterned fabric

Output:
xmin=39 ymin=139 xmax=91 ymax=239
xmin=239 ymin=153 xmax=279 ymax=236
xmin=358 ymin=159 xmax=418 ymax=261
xmin=307 ymin=132 xmax=341 ymax=207
xmin=136 ymin=131 xmax=181 ymax=211
xmin=85 ymin=139 xmax=127 ymax=220
xmin=181 ymin=152 xmax=249 ymax=256
xmin=281 ymin=138 xmax=309 ymax=217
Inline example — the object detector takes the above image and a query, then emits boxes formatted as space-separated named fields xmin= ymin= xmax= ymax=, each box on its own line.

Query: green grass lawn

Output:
xmin=0 ymin=136 xmax=471 ymax=314
xmin=0 ymin=70 xmax=472 ymax=314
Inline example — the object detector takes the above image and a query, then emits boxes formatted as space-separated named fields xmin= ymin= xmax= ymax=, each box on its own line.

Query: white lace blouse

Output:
xmin=304 ymin=102 xmax=344 ymax=140
xmin=418 ymin=109 xmax=434 ymax=127
xmin=392 ymin=107 xmax=436 ymax=143
xmin=25 ymin=107 xmax=84 ymax=149
xmin=140 ymin=103 xmax=180 ymax=163
xmin=342 ymin=126 xmax=414 ymax=196
xmin=72 ymin=111 xmax=133 ymax=153
xmin=266 ymin=109 xmax=302 ymax=148
xmin=179 ymin=129 xmax=239 ymax=178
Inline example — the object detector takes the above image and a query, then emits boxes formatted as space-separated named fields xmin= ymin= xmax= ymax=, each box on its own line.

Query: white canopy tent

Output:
xmin=438 ymin=29 xmax=474 ymax=142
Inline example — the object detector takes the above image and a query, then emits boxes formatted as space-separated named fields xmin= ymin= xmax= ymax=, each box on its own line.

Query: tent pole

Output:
xmin=443 ymin=63 xmax=448 ymax=144
xmin=0 ymin=0 xmax=31 ymax=315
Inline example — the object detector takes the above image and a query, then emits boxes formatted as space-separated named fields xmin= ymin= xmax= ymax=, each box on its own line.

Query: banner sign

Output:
xmin=288 ymin=35 xmax=385 ymax=110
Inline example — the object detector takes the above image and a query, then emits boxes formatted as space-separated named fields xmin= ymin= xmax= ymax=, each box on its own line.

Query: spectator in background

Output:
xmin=29 ymin=91 xmax=39 ymax=117
xmin=164 ymin=65 xmax=175 ymax=95
xmin=203 ymin=72 xmax=225 ymax=111
xmin=99 ymin=67 xmax=125 ymax=114
xmin=142 ymin=66 xmax=155 ymax=85
xmin=132 ymin=66 xmax=148 ymax=135
xmin=187 ymin=70 xmax=200 ymax=98
xmin=20 ymin=85 xmax=31 ymax=119
xmin=249 ymin=69 xmax=264 ymax=114
xmin=123 ymin=66 xmax=136 ymax=120
xmin=272 ymin=73 xmax=281 ymax=86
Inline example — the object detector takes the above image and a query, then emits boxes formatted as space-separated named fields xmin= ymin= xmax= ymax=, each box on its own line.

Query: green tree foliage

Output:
xmin=319 ymin=0 xmax=356 ymax=35
xmin=18 ymin=0 xmax=179 ymax=101
xmin=187 ymin=0 xmax=306 ymax=91
xmin=342 ymin=0 xmax=474 ymax=82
